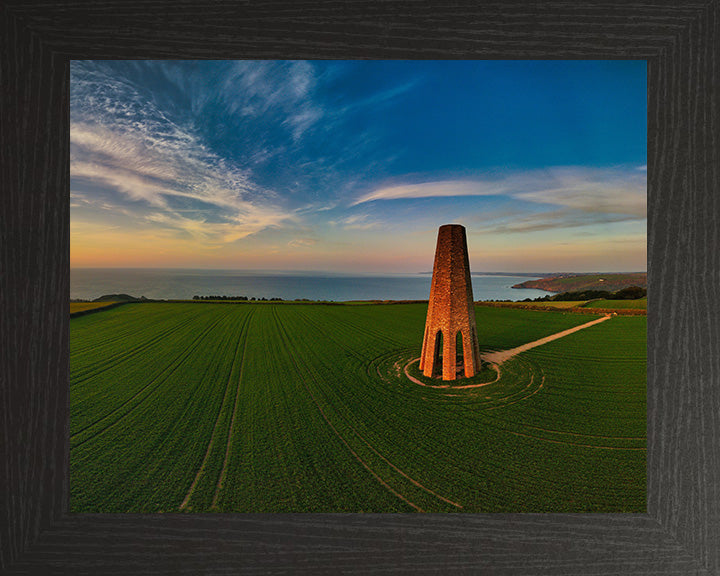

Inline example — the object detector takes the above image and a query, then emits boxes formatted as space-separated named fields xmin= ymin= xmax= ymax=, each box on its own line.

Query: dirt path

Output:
xmin=481 ymin=315 xmax=612 ymax=365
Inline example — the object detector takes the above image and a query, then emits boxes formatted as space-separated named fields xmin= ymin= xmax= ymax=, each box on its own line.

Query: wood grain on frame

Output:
xmin=1 ymin=1 xmax=718 ymax=574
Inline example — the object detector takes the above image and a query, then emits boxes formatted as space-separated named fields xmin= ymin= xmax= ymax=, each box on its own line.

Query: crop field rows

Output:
xmin=70 ymin=303 xmax=646 ymax=512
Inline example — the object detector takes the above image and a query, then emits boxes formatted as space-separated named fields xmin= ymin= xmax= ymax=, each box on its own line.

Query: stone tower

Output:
xmin=419 ymin=224 xmax=481 ymax=380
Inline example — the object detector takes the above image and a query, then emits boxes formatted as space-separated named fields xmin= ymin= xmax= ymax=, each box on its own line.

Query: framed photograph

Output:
xmin=67 ymin=58 xmax=647 ymax=517
xmin=2 ymin=1 xmax=718 ymax=574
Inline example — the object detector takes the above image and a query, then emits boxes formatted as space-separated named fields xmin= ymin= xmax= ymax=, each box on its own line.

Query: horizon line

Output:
xmin=70 ymin=266 xmax=648 ymax=274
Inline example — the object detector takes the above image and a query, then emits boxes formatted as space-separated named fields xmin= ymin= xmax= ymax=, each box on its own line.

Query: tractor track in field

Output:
xmin=481 ymin=372 xmax=546 ymax=408
xmin=70 ymin=313 xmax=229 ymax=449
xmin=71 ymin=306 xmax=213 ymax=366
xmin=272 ymin=308 xmax=430 ymax=512
xmin=180 ymin=308 xmax=255 ymax=511
xmin=341 ymin=418 xmax=463 ymax=509
xmin=510 ymin=423 xmax=646 ymax=448
xmin=209 ymin=308 xmax=256 ymax=509
xmin=71 ymin=309 xmax=184 ymax=356
xmin=299 ymin=307 xmax=401 ymax=349
xmin=70 ymin=309 xmax=155 ymax=354
xmin=71 ymin=311 xmax=209 ymax=386
xmin=379 ymin=347 xmax=640 ymax=450
xmin=500 ymin=427 xmax=646 ymax=450
xmin=293 ymin=306 xmax=406 ymax=358
xmin=520 ymin=424 xmax=646 ymax=442
xmin=274 ymin=308 xmax=464 ymax=511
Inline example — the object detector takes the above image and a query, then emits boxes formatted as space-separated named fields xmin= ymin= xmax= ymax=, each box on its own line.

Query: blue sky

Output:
xmin=70 ymin=60 xmax=646 ymax=273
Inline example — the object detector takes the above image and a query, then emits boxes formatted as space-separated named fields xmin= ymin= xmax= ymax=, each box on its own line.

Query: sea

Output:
xmin=70 ymin=269 xmax=554 ymax=303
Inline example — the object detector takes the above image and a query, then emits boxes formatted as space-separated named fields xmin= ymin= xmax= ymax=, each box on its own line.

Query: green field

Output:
xmin=70 ymin=302 xmax=646 ymax=513
xmin=582 ymin=298 xmax=647 ymax=309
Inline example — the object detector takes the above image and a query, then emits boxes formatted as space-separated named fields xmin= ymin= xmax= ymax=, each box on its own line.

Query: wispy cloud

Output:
xmin=513 ymin=168 xmax=646 ymax=218
xmin=288 ymin=237 xmax=318 ymax=249
xmin=352 ymin=180 xmax=503 ymax=205
xmin=330 ymin=213 xmax=381 ymax=231
xmin=71 ymin=63 xmax=296 ymax=248
xmin=222 ymin=60 xmax=323 ymax=141
xmin=338 ymin=79 xmax=422 ymax=115
xmin=478 ymin=209 xmax=641 ymax=234
xmin=353 ymin=167 xmax=646 ymax=219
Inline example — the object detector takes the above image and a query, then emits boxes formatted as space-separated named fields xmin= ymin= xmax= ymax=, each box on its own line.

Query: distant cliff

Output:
xmin=512 ymin=273 xmax=647 ymax=293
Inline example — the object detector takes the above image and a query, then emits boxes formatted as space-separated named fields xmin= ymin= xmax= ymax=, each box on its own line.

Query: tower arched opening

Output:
xmin=456 ymin=331 xmax=464 ymax=377
xmin=432 ymin=330 xmax=443 ymax=378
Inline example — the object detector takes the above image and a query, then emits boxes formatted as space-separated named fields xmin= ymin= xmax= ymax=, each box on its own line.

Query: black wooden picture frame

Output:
xmin=1 ymin=1 xmax=718 ymax=574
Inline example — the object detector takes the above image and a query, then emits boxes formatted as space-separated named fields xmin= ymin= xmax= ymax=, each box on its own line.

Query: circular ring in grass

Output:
xmin=369 ymin=348 xmax=546 ymax=409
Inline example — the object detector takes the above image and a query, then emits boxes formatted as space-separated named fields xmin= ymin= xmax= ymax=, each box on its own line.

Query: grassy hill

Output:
xmin=513 ymin=272 xmax=646 ymax=293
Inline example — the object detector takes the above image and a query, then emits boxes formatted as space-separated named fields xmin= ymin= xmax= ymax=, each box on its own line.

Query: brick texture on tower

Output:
xmin=419 ymin=224 xmax=481 ymax=380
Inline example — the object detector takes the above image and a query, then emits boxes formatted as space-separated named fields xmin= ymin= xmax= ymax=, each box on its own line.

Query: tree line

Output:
xmin=525 ymin=285 xmax=647 ymax=303
xmin=192 ymin=295 xmax=284 ymax=301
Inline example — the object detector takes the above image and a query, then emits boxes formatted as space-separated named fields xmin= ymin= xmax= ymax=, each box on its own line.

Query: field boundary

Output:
xmin=70 ymin=301 xmax=130 ymax=318
xmin=476 ymin=301 xmax=646 ymax=315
